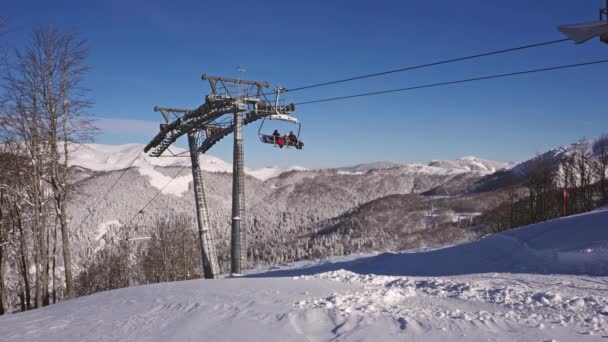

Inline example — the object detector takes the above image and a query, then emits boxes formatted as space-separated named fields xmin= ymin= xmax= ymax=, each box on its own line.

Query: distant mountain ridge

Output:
xmin=63 ymin=143 xmax=518 ymax=274
xmin=68 ymin=143 xmax=511 ymax=182
xmin=428 ymin=156 xmax=514 ymax=174
xmin=64 ymin=141 xmax=593 ymax=274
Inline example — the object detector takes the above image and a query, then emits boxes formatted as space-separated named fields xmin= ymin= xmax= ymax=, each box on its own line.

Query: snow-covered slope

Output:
xmin=510 ymin=137 xmax=604 ymax=177
xmin=3 ymin=207 xmax=608 ymax=341
xmin=68 ymin=143 xmax=510 ymax=181
xmin=69 ymin=143 xmax=231 ymax=172
xmin=339 ymin=158 xmax=513 ymax=175
xmin=428 ymin=156 xmax=514 ymax=174
xmin=69 ymin=143 xmax=304 ymax=182
xmin=257 ymin=206 xmax=608 ymax=278
xmin=60 ymin=143 xmax=517 ymax=275
xmin=337 ymin=162 xmax=400 ymax=173
xmin=246 ymin=165 xmax=308 ymax=181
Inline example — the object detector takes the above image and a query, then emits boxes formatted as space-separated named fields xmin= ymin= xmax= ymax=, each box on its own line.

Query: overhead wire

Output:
xmin=295 ymin=59 xmax=608 ymax=105
xmin=285 ymin=38 xmax=570 ymax=93
xmin=124 ymin=162 xmax=191 ymax=226
xmin=71 ymin=151 xmax=143 ymax=233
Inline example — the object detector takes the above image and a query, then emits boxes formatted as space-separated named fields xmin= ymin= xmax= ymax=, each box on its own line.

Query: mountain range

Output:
xmin=66 ymin=137 xmax=604 ymax=273
xmin=64 ymin=143 xmax=522 ymax=273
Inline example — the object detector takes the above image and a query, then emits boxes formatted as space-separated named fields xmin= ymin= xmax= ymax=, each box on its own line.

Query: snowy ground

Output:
xmin=2 ymin=208 xmax=608 ymax=341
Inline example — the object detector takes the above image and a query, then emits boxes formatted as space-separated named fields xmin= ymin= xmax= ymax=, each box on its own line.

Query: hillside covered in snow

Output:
xmin=2 ymin=207 xmax=608 ymax=341
xmin=61 ymin=143 xmax=515 ymax=275
xmin=67 ymin=143 xmax=511 ymax=183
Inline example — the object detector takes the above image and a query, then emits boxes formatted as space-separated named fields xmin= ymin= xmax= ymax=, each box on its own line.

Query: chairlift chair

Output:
xmin=257 ymin=86 xmax=304 ymax=150
xmin=258 ymin=114 xmax=303 ymax=149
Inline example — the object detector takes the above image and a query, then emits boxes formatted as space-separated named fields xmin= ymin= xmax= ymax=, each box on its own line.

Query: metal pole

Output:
xmin=231 ymin=105 xmax=246 ymax=274
xmin=188 ymin=132 xmax=220 ymax=279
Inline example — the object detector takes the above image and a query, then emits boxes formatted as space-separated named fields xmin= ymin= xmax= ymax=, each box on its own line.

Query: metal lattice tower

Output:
xmin=187 ymin=131 xmax=220 ymax=277
xmin=145 ymin=73 xmax=296 ymax=277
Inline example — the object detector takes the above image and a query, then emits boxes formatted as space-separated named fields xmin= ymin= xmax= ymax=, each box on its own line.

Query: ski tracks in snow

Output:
xmin=295 ymin=270 xmax=608 ymax=339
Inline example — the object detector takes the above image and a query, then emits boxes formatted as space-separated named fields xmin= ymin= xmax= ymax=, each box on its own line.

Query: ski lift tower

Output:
xmin=558 ymin=1 xmax=608 ymax=44
xmin=144 ymin=74 xmax=296 ymax=277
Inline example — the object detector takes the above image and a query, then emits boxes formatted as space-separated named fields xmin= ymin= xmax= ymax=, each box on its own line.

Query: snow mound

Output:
xmin=297 ymin=270 xmax=608 ymax=336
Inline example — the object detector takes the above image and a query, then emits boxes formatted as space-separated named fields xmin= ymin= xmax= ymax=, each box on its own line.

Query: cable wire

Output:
xmin=286 ymin=38 xmax=569 ymax=92
xmin=295 ymin=59 xmax=608 ymax=105
xmin=124 ymin=163 xmax=190 ymax=226
xmin=71 ymin=151 xmax=143 ymax=233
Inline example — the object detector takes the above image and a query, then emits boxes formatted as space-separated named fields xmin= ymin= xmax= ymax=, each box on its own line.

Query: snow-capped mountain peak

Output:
xmin=68 ymin=143 xmax=232 ymax=173
xmin=246 ymin=166 xmax=308 ymax=181
xmin=428 ymin=156 xmax=514 ymax=174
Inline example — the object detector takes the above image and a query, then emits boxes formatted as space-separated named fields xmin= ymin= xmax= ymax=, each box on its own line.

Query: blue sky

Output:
xmin=3 ymin=0 xmax=608 ymax=168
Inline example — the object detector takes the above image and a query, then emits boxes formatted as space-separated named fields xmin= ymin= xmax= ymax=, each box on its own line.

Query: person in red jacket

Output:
xmin=272 ymin=129 xmax=284 ymax=148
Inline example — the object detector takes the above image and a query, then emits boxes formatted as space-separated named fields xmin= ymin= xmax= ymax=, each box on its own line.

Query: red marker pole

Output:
xmin=562 ymin=187 xmax=568 ymax=216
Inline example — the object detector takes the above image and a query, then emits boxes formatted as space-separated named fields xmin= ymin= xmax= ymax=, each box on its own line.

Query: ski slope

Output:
xmin=2 ymin=208 xmax=608 ymax=341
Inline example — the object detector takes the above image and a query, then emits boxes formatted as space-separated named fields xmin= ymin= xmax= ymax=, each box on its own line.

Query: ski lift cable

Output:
xmin=294 ymin=58 xmax=608 ymax=105
xmin=124 ymin=164 xmax=286 ymax=232
xmin=284 ymin=38 xmax=569 ymax=93
xmin=71 ymin=151 xmax=143 ymax=233
xmin=124 ymin=163 xmax=191 ymax=226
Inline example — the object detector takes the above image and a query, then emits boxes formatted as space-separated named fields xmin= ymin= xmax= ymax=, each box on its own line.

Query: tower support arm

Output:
xmin=203 ymin=74 xmax=269 ymax=97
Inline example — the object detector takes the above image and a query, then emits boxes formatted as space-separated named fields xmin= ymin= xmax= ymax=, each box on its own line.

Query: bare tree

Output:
xmin=1 ymin=34 xmax=50 ymax=308
xmin=0 ymin=188 xmax=7 ymax=315
xmin=1 ymin=27 xmax=93 ymax=302
xmin=75 ymin=241 xmax=130 ymax=297
xmin=523 ymin=154 xmax=556 ymax=222
xmin=593 ymin=134 xmax=608 ymax=204
xmin=0 ymin=145 xmax=35 ymax=311
xmin=559 ymin=153 xmax=577 ymax=215
xmin=32 ymin=27 xmax=93 ymax=299
xmin=1 ymin=26 xmax=94 ymax=304
xmin=573 ymin=141 xmax=593 ymax=211
xmin=140 ymin=215 xmax=202 ymax=284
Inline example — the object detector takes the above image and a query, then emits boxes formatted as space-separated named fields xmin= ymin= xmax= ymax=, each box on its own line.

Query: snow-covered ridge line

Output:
xmin=67 ymin=143 xmax=230 ymax=173
xmin=68 ymin=143 xmax=308 ymax=181
xmin=68 ymin=143 xmax=511 ymax=182
xmin=337 ymin=157 xmax=513 ymax=176
xmin=247 ymin=165 xmax=308 ymax=181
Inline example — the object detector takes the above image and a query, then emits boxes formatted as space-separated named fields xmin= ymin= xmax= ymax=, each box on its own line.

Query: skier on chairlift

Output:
xmin=288 ymin=131 xmax=297 ymax=144
xmin=272 ymin=129 xmax=284 ymax=148
xmin=288 ymin=130 xmax=304 ymax=149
